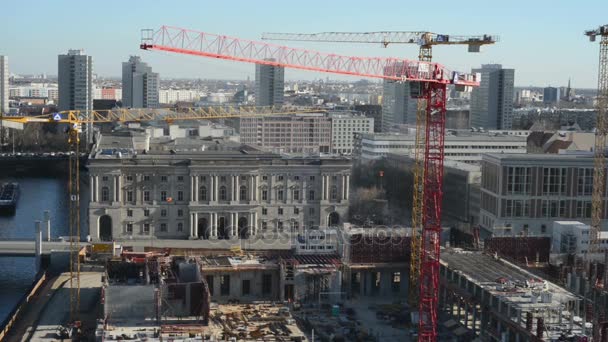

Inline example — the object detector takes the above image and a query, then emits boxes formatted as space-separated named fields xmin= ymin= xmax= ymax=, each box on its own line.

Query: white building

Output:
xmin=552 ymin=221 xmax=608 ymax=255
xmin=353 ymin=132 xmax=527 ymax=164
xmin=145 ymin=122 xmax=237 ymax=141
xmin=329 ymin=112 xmax=374 ymax=155
xmin=159 ymin=89 xmax=202 ymax=104
xmin=0 ymin=56 xmax=8 ymax=113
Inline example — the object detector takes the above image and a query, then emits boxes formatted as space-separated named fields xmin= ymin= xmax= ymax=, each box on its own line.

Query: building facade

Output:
xmin=240 ymin=114 xmax=331 ymax=154
xmin=255 ymin=60 xmax=284 ymax=107
xmin=353 ymin=132 xmax=527 ymax=164
xmin=470 ymin=64 xmax=515 ymax=130
xmin=0 ymin=56 xmax=8 ymax=114
xmin=88 ymin=132 xmax=351 ymax=242
xmin=480 ymin=153 xmax=608 ymax=237
xmin=543 ymin=86 xmax=560 ymax=105
xmin=122 ymin=56 xmax=159 ymax=108
xmin=329 ymin=112 xmax=374 ymax=154
xmin=381 ymin=80 xmax=416 ymax=132
xmin=58 ymin=49 xmax=93 ymax=112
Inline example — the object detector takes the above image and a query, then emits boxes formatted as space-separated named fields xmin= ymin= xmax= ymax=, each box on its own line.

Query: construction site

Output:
xmin=2 ymin=22 xmax=608 ymax=342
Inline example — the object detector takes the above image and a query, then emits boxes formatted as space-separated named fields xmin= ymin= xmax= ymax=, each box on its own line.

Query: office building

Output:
xmin=543 ymin=87 xmax=560 ymax=105
xmin=240 ymin=113 xmax=331 ymax=154
xmin=480 ymin=152 xmax=608 ymax=237
xmin=329 ymin=112 xmax=374 ymax=154
xmin=58 ymin=49 xmax=93 ymax=142
xmin=88 ymin=131 xmax=351 ymax=241
xmin=0 ymin=56 xmax=7 ymax=114
xmin=353 ymin=131 xmax=527 ymax=164
xmin=122 ymin=56 xmax=159 ymax=108
xmin=381 ymin=80 xmax=416 ymax=132
xmin=255 ymin=60 xmax=284 ymax=106
xmin=470 ymin=64 xmax=515 ymax=130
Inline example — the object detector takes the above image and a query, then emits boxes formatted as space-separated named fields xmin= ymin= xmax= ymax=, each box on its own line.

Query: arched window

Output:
xmin=220 ymin=186 xmax=227 ymax=201
xmin=199 ymin=186 xmax=207 ymax=201
xmin=177 ymin=222 xmax=183 ymax=232
xmin=240 ymin=185 xmax=248 ymax=201
xmin=101 ymin=186 xmax=109 ymax=202
xmin=331 ymin=186 xmax=338 ymax=200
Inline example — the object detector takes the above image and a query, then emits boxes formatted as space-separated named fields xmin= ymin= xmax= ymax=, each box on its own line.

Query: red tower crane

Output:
xmin=140 ymin=26 xmax=480 ymax=341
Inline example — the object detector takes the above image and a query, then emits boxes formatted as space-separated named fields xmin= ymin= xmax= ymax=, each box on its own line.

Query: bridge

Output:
xmin=0 ymin=240 xmax=87 ymax=257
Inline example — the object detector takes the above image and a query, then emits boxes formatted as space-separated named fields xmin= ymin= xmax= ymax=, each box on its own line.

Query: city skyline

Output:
xmin=0 ymin=0 xmax=606 ymax=88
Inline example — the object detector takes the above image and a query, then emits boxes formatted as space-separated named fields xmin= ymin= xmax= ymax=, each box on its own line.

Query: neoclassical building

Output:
xmin=87 ymin=131 xmax=351 ymax=242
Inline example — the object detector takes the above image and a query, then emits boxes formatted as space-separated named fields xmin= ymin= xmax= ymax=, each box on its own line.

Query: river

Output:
xmin=0 ymin=167 xmax=89 ymax=325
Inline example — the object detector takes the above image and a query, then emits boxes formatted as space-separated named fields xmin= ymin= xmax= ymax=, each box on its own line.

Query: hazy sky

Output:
xmin=1 ymin=0 xmax=606 ymax=88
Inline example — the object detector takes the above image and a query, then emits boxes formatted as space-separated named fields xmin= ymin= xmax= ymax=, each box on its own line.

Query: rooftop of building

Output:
xmin=386 ymin=153 xmax=481 ymax=172
xmin=441 ymin=249 xmax=579 ymax=310
xmin=357 ymin=132 xmax=527 ymax=143
xmin=483 ymin=151 xmax=595 ymax=161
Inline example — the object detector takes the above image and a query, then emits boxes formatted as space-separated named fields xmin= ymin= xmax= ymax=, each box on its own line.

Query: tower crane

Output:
xmin=585 ymin=24 xmax=608 ymax=342
xmin=0 ymin=105 xmax=321 ymax=324
xmin=262 ymin=29 xmax=497 ymax=312
xmin=140 ymin=25 xmax=482 ymax=341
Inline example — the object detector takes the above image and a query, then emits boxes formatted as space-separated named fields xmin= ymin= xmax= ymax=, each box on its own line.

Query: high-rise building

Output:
xmin=255 ymin=60 xmax=284 ymax=106
xmin=58 ymin=49 xmax=93 ymax=142
xmin=470 ymin=64 xmax=514 ymax=130
xmin=381 ymin=66 xmax=417 ymax=132
xmin=0 ymin=56 xmax=8 ymax=114
xmin=543 ymin=87 xmax=560 ymax=105
xmin=122 ymin=56 xmax=159 ymax=108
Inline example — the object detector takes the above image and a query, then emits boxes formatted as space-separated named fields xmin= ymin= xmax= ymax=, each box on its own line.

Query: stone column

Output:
xmin=193 ymin=212 xmax=199 ymax=238
xmin=94 ymin=176 xmax=99 ymax=202
xmin=321 ymin=175 xmax=326 ymax=201
xmin=194 ymin=175 xmax=199 ymax=202
xmin=190 ymin=213 xmax=195 ymax=237
xmin=90 ymin=176 xmax=95 ymax=202
xmin=255 ymin=175 xmax=259 ymax=201
xmin=236 ymin=176 xmax=240 ymax=201
xmin=249 ymin=176 xmax=254 ymax=202
xmin=232 ymin=212 xmax=238 ymax=238
xmin=190 ymin=176 xmax=195 ymax=202
xmin=210 ymin=175 xmax=215 ymax=202
xmin=248 ymin=212 xmax=254 ymax=236
xmin=211 ymin=213 xmax=218 ymax=238
xmin=342 ymin=175 xmax=347 ymax=200
xmin=302 ymin=179 xmax=307 ymax=204
xmin=118 ymin=175 xmax=122 ymax=202
xmin=345 ymin=174 xmax=350 ymax=200
xmin=214 ymin=176 xmax=219 ymax=202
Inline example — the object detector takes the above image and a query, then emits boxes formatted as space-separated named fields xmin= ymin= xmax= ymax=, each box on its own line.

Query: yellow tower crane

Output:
xmin=0 ymin=105 xmax=322 ymax=323
xmin=262 ymin=31 xmax=497 ymax=308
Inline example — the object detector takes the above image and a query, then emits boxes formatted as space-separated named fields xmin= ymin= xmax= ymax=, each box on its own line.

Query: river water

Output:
xmin=0 ymin=168 xmax=89 ymax=324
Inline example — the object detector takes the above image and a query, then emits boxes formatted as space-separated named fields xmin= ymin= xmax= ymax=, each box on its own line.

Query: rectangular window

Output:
xmin=242 ymin=279 xmax=251 ymax=296
xmin=161 ymin=175 xmax=168 ymax=182
xmin=177 ymin=191 xmax=184 ymax=201
xmin=507 ymin=167 xmax=532 ymax=195
xmin=262 ymin=190 xmax=268 ymax=201
xmin=143 ymin=223 xmax=150 ymax=233
xmin=278 ymin=190 xmax=284 ymax=201
xmin=262 ymin=208 xmax=268 ymax=215
xmin=309 ymin=207 xmax=314 ymax=215
xmin=102 ymin=176 xmax=108 ymax=181
xmin=262 ymin=221 xmax=268 ymax=230
xmin=291 ymin=221 xmax=299 ymax=231
xmin=543 ymin=167 xmax=567 ymax=195
xmin=144 ymin=191 xmax=151 ymax=202
xmin=127 ymin=191 xmax=133 ymax=202
xmin=161 ymin=209 xmax=167 ymax=217
xmin=310 ymin=176 xmax=315 ymax=181
xmin=505 ymin=200 xmax=530 ymax=218
xmin=144 ymin=209 xmax=150 ymax=217
xmin=577 ymin=168 xmax=594 ymax=196
xmin=160 ymin=223 xmax=167 ymax=232
xmin=577 ymin=201 xmax=593 ymax=218
xmin=177 ymin=209 xmax=183 ymax=217
xmin=278 ymin=207 xmax=283 ymax=215
xmin=220 ymin=176 xmax=226 ymax=182
xmin=308 ymin=190 xmax=315 ymax=201
xmin=220 ymin=275 xmax=230 ymax=296
xmin=278 ymin=175 xmax=284 ymax=181
xmin=126 ymin=223 xmax=133 ymax=233
xmin=127 ymin=209 xmax=133 ymax=217
xmin=177 ymin=175 xmax=184 ymax=182
xmin=294 ymin=176 xmax=300 ymax=180
xmin=126 ymin=175 xmax=133 ymax=182
xmin=262 ymin=175 xmax=268 ymax=181
xmin=294 ymin=207 xmax=299 ymax=215
xmin=160 ymin=191 xmax=167 ymax=202
xmin=278 ymin=221 xmax=283 ymax=231
xmin=542 ymin=200 xmax=566 ymax=218
xmin=144 ymin=175 xmax=150 ymax=181
xmin=293 ymin=190 xmax=300 ymax=200
xmin=262 ymin=274 xmax=272 ymax=295
xmin=177 ymin=222 xmax=183 ymax=231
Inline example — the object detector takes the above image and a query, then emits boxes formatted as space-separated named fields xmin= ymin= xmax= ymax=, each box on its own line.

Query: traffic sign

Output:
xmin=53 ymin=113 xmax=62 ymax=121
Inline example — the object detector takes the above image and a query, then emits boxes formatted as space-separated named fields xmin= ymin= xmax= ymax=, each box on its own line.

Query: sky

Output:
xmin=1 ymin=0 xmax=607 ymax=88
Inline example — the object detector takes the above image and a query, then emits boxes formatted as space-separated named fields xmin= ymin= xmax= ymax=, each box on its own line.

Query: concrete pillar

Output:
xmin=214 ymin=176 xmax=219 ymax=202
xmin=118 ymin=175 xmax=122 ymax=202
xmin=345 ymin=175 xmax=350 ymax=200
xmin=190 ymin=213 xmax=195 ymax=237
xmin=93 ymin=176 xmax=98 ymax=202
xmin=211 ymin=213 xmax=218 ymax=238
xmin=210 ymin=175 xmax=215 ymax=202
xmin=35 ymin=220 xmax=42 ymax=273
xmin=194 ymin=175 xmax=199 ymax=202
xmin=191 ymin=176 xmax=195 ymax=201
xmin=321 ymin=175 xmax=326 ymax=201
xmin=193 ymin=212 xmax=198 ymax=238
xmin=231 ymin=212 xmax=237 ymax=238
xmin=44 ymin=210 xmax=51 ymax=242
